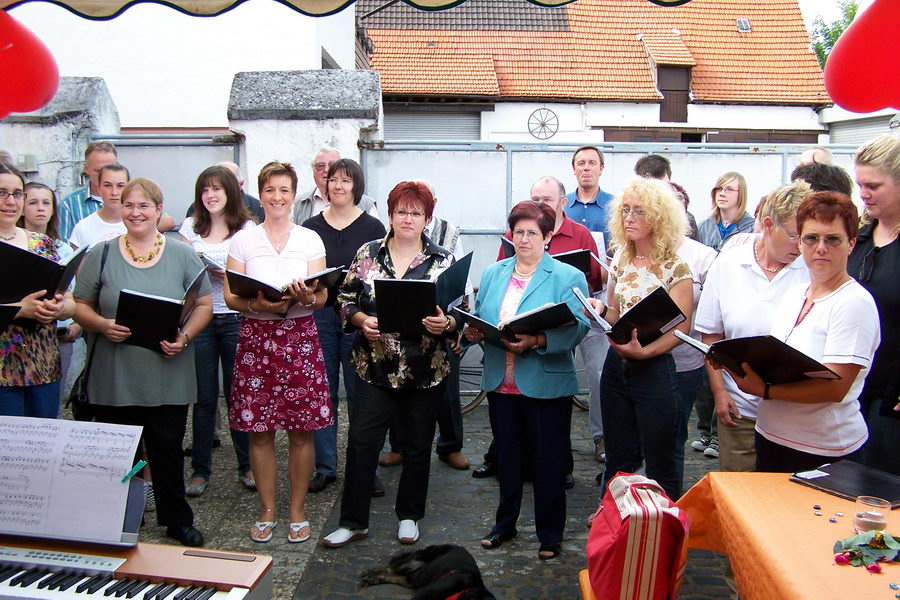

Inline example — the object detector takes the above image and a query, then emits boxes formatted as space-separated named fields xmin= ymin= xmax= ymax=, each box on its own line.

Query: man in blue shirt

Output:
xmin=58 ymin=141 xmax=118 ymax=240
xmin=565 ymin=145 xmax=614 ymax=253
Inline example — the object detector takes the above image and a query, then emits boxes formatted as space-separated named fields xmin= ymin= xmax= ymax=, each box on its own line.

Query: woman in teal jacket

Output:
xmin=463 ymin=200 xmax=589 ymax=560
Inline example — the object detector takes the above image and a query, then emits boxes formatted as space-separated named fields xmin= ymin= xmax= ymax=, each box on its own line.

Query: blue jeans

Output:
xmin=312 ymin=307 xmax=357 ymax=478
xmin=0 ymin=381 xmax=61 ymax=418
xmin=674 ymin=367 xmax=705 ymax=487
xmin=600 ymin=349 xmax=683 ymax=500
xmin=191 ymin=313 xmax=249 ymax=479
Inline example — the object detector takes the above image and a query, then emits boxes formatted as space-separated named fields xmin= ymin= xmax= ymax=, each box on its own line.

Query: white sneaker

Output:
xmin=322 ymin=527 xmax=368 ymax=548
xmin=703 ymin=438 xmax=720 ymax=459
xmin=398 ymin=519 xmax=419 ymax=544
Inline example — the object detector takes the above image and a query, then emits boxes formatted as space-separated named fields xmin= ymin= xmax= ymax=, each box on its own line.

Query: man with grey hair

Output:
xmin=292 ymin=146 xmax=377 ymax=224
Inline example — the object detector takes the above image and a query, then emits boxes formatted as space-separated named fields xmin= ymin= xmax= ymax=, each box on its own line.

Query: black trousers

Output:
xmin=92 ymin=403 xmax=193 ymax=528
xmin=389 ymin=350 xmax=463 ymax=455
xmin=340 ymin=376 xmax=443 ymax=530
xmin=489 ymin=392 xmax=572 ymax=545
xmin=755 ymin=432 xmax=864 ymax=474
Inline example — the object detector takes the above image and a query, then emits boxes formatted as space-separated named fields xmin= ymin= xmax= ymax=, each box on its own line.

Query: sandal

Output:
xmin=538 ymin=542 xmax=561 ymax=560
xmin=250 ymin=510 xmax=277 ymax=543
xmin=288 ymin=521 xmax=311 ymax=543
xmin=481 ymin=530 xmax=516 ymax=549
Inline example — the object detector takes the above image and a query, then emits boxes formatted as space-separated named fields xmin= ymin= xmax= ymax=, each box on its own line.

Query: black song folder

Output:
xmin=115 ymin=270 xmax=206 ymax=352
xmin=573 ymin=286 xmax=685 ymax=346
xmin=790 ymin=460 xmax=900 ymax=508
xmin=0 ymin=242 xmax=88 ymax=304
xmin=452 ymin=302 xmax=577 ymax=351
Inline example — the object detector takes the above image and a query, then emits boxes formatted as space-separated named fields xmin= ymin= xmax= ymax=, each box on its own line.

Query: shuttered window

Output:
xmin=384 ymin=111 xmax=481 ymax=140
xmin=829 ymin=116 xmax=894 ymax=145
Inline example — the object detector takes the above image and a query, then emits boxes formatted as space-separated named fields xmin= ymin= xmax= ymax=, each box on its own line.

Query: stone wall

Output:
xmin=0 ymin=77 xmax=120 ymax=196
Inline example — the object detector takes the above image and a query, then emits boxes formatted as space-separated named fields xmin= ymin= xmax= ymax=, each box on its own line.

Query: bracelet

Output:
xmin=180 ymin=328 xmax=191 ymax=348
xmin=443 ymin=316 xmax=453 ymax=332
xmin=247 ymin=298 xmax=258 ymax=315
xmin=763 ymin=382 xmax=771 ymax=400
xmin=599 ymin=304 xmax=609 ymax=319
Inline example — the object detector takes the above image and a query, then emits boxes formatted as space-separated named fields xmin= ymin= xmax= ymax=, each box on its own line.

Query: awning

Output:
xmin=0 ymin=0 xmax=692 ymax=19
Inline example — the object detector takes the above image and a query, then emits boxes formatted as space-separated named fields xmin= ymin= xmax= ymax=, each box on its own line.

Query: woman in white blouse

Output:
xmin=179 ymin=165 xmax=256 ymax=497
xmin=723 ymin=191 xmax=880 ymax=472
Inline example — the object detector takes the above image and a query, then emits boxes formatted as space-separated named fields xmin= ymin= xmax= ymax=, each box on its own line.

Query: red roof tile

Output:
xmin=363 ymin=0 xmax=829 ymax=105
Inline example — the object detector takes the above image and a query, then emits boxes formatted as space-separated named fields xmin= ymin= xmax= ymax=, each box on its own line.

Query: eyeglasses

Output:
xmin=394 ymin=210 xmax=425 ymax=219
xmin=0 ymin=190 xmax=25 ymax=201
xmin=122 ymin=203 xmax=155 ymax=212
xmin=314 ymin=161 xmax=335 ymax=172
xmin=776 ymin=226 xmax=800 ymax=243
xmin=621 ymin=206 xmax=646 ymax=218
xmin=512 ymin=229 xmax=542 ymax=240
xmin=327 ymin=178 xmax=353 ymax=186
xmin=716 ymin=186 xmax=740 ymax=194
xmin=857 ymin=246 xmax=877 ymax=282
xmin=800 ymin=233 xmax=845 ymax=247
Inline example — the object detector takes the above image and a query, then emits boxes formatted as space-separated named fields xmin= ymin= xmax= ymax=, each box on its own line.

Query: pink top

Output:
xmin=496 ymin=274 xmax=530 ymax=395
xmin=228 ymin=224 xmax=326 ymax=320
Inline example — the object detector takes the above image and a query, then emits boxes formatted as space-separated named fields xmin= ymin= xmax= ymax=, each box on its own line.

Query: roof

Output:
xmin=361 ymin=0 xmax=829 ymax=105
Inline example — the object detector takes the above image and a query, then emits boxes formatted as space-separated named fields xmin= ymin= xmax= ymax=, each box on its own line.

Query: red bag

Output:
xmin=586 ymin=473 xmax=690 ymax=600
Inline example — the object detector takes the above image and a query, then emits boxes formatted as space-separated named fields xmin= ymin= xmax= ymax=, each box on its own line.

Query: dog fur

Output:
xmin=359 ymin=544 xmax=495 ymax=600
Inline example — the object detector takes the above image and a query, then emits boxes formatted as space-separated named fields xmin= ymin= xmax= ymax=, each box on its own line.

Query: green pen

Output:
xmin=121 ymin=459 xmax=148 ymax=483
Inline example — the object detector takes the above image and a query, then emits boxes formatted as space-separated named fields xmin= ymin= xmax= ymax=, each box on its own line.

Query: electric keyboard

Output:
xmin=0 ymin=537 xmax=272 ymax=600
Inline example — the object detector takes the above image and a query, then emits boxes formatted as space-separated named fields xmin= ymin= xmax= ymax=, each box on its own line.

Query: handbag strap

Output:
xmin=82 ymin=240 xmax=111 ymax=385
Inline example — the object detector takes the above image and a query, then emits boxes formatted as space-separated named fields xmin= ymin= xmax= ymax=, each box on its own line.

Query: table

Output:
xmin=677 ymin=472 xmax=900 ymax=600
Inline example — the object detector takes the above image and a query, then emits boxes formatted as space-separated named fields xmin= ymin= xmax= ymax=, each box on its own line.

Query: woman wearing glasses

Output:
xmin=697 ymin=172 xmax=755 ymax=250
xmin=0 ymin=163 xmax=76 ymax=418
xmin=848 ymin=135 xmax=900 ymax=475
xmin=463 ymin=200 xmax=589 ymax=560
xmin=723 ymin=192 xmax=879 ymax=472
xmin=324 ymin=181 xmax=457 ymax=548
xmin=589 ymin=178 xmax=692 ymax=501
xmin=695 ymin=181 xmax=811 ymax=472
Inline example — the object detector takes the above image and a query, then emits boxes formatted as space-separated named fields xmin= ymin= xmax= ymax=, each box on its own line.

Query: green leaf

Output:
xmin=834 ymin=540 xmax=844 ymax=553
xmin=883 ymin=532 xmax=900 ymax=550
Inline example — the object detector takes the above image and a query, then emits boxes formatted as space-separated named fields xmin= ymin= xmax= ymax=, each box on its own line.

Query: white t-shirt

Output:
xmin=756 ymin=279 xmax=880 ymax=456
xmin=694 ymin=240 xmax=809 ymax=419
xmin=68 ymin=211 xmax=126 ymax=249
xmin=719 ymin=231 xmax=757 ymax=255
xmin=672 ymin=238 xmax=718 ymax=372
xmin=180 ymin=217 xmax=255 ymax=314
xmin=227 ymin=224 xmax=326 ymax=320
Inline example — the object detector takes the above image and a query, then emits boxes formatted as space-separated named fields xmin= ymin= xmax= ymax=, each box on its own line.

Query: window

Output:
xmin=384 ymin=111 xmax=481 ymax=140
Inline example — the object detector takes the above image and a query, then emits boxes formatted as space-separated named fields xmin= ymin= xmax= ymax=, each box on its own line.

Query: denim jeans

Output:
xmin=191 ymin=313 xmax=249 ymax=479
xmin=674 ymin=367 xmax=705 ymax=487
xmin=312 ymin=307 xmax=357 ymax=478
xmin=600 ymin=348 xmax=683 ymax=500
xmin=0 ymin=381 xmax=61 ymax=418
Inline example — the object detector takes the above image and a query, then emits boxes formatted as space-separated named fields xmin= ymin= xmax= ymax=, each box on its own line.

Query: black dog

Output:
xmin=360 ymin=544 xmax=495 ymax=599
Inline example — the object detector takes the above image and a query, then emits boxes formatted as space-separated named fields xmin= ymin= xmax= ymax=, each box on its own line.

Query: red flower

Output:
xmin=865 ymin=563 xmax=882 ymax=574
xmin=834 ymin=554 xmax=851 ymax=566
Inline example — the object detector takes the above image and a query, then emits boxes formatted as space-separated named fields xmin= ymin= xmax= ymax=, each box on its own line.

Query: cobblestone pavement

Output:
xmin=139 ymin=400 xmax=731 ymax=600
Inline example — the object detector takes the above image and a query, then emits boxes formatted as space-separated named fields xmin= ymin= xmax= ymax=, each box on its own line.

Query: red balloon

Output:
xmin=0 ymin=10 xmax=60 ymax=118
xmin=823 ymin=0 xmax=900 ymax=113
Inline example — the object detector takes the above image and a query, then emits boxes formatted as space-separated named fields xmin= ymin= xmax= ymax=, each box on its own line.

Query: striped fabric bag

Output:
xmin=587 ymin=473 xmax=690 ymax=600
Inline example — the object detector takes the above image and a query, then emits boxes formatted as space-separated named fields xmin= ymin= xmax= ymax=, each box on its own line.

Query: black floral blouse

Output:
xmin=337 ymin=232 xmax=455 ymax=390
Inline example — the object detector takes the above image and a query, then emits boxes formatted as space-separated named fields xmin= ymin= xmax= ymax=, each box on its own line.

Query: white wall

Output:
xmin=478 ymin=101 xmax=825 ymax=142
xmin=10 ymin=0 xmax=356 ymax=128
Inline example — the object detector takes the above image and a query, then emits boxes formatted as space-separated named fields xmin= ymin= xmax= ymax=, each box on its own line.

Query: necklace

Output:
xmin=264 ymin=224 xmax=292 ymax=253
xmin=634 ymin=254 xmax=646 ymax=260
xmin=513 ymin=262 xmax=537 ymax=278
xmin=0 ymin=229 xmax=17 ymax=241
xmin=753 ymin=240 xmax=781 ymax=274
xmin=124 ymin=233 xmax=163 ymax=262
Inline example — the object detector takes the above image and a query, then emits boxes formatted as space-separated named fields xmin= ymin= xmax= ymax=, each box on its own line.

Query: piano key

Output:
xmin=125 ymin=580 xmax=151 ymax=598
xmin=0 ymin=565 xmax=21 ymax=583
xmin=37 ymin=570 xmax=68 ymax=589
xmin=15 ymin=568 xmax=48 ymax=587
xmin=115 ymin=579 xmax=141 ymax=597
xmin=186 ymin=586 xmax=213 ymax=600
xmin=173 ymin=585 xmax=199 ymax=600
xmin=143 ymin=581 xmax=167 ymax=600
xmin=10 ymin=568 xmax=39 ymax=586
xmin=77 ymin=574 xmax=105 ymax=594
xmin=194 ymin=588 xmax=217 ymax=600
xmin=57 ymin=572 xmax=87 ymax=591
xmin=86 ymin=574 xmax=115 ymax=594
xmin=105 ymin=577 xmax=134 ymax=596
xmin=156 ymin=582 xmax=180 ymax=600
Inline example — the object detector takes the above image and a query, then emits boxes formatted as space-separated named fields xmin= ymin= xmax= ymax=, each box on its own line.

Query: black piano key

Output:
xmin=10 ymin=567 xmax=40 ymax=586
xmin=105 ymin=578 xmax=132 ymax=596
xmin=78 ymin=574 xmax=105 ymax=593
xmin=155 ymin=582 xmax=180 ymax=600
xmin=172 ymin=585 xmax=198 ymax=600
xmin=125 ymin=580 xmax=151 ymax=598
xmin=143 ymin=581 xmax=167 ymax=600
xmin=115 ymin=579 xmax=141 ymax=597
xmin=38 ymin=570 xmax=67 ymax=589
xmin=58 ymin=572 xmax=87 ymax=591
xmin=16 ymin=568 xmax=48 ymax=587
xmin=186 ymin=586 xmax=213 ymax=600
xmin=86 ymin=574 xmax=115 ymax=594
xmin=0 ymin=566 xmax=21 ymax=583
xmin=45 ymin=570 xmax=73 ymax=590
xmin=194 ymin=587 xmax=217 ymax=600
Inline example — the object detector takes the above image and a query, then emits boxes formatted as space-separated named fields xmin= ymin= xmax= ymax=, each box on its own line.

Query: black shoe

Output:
xmin=481 ymin=530 xmax=517 ymax=549
xmin=472 ymin=461 xmax=496 ymax=479
xmin=372 ymin=476 xmax=385 ymax=497
xmin=538 ymin=542 xmax=561 ymax=560
xmin=166 ymin=525 xmax=204 ymax=547
xmin=565 ymin=474 xmax=575 ymax=489
xmin=308 ymin=471 xmax=336 ymax=493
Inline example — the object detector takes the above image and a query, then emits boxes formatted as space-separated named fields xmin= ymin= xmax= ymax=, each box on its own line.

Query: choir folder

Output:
xmin=452 ymin=302 xmax=577 ymax=350
xmin=115 ymin=270 xmax=206 ymax=352
xmin=225 ymin=266 xmax=346 ymax=303
xmin=0 ymin=243 xmax=88 ymax=304
xmin=573 ymin=286 xmax=685 ymax=346
xmin=672 ymin=330 xmax=840 ymax=383
xmin=791 ymin=461 xmax=900 ymax=508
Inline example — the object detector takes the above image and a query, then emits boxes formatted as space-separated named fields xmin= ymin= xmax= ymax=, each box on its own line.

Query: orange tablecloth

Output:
xmin=677 ymin=472 xmax=900 ymax=600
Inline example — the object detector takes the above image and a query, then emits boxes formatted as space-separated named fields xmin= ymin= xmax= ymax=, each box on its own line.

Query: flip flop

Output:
xmin=250 ymin=521 xmax=277 ymax=543
xmin=288 ymin=521 xmax=311 ymax=543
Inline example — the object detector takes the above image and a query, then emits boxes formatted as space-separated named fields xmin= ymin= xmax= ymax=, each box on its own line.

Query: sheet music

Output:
xmin=0 ymin=417 xmax=141 ymax=543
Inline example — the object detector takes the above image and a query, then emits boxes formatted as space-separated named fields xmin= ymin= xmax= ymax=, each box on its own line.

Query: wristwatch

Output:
xmin=180 ymin=328 xmax=191 ymax=348
xmin=443 ymin=316 xmax=453 ymax=332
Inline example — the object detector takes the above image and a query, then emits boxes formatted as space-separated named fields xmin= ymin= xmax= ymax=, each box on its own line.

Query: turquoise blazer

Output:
xmin=473 ymin=252 xmax=590 ymax=399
